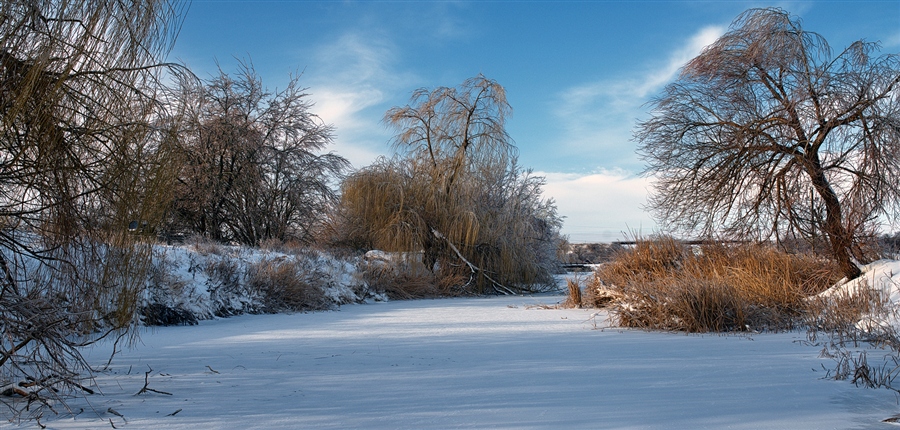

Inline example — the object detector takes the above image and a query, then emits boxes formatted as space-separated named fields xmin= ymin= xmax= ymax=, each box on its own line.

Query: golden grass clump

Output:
xmin=588 ymin=237 xmax=841 ymax=332
xmin=561 ymin=278 xmax=583 ymax=308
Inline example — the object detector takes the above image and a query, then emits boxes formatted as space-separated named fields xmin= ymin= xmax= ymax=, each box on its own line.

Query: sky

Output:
xmin=170 ymin=1 xmax=900 ymax=243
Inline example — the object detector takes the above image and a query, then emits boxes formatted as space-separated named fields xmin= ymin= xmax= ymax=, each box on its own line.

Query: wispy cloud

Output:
xmin=540 ymin=25 xmax=725 ymax=241
xmin=306 ymin=33 xmax=419 ymax=169
xmin=885 ymin=30 xmax=900 ymax=49
xmin=550 ymin=25 xmax=725 ymax=171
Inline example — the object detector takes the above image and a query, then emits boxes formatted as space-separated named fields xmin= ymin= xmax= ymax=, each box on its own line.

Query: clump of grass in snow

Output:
xmin=587 ymin=236 xmax=840 ymax=332
xmin=805 ymin=278 xmax=891 ymax=346
xmin=562 ymin=277 xmax=583 ymax=309
xmin=807 ymin=268 xmax=900 ymax=393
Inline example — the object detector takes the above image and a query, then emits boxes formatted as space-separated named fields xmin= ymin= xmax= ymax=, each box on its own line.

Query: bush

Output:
xmin=588 ymin=237 xmax=840 ymax=332
xmin=142 ymin=250 xmax=197 ymax=326
xmin=247 ymin=258 xmax=333 ymax=312
xmin=139 ymin=245 xmax=368 ymax=325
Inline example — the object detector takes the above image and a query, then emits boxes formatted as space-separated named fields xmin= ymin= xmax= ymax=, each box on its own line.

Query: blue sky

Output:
xmin=171 ymin=1 xmax=900 ymax=242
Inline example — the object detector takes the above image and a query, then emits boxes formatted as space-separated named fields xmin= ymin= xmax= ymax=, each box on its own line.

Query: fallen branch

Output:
xmin=108 ymin=407 xmax=124 ymax=418
xmin=431 ymin=228 xmax=516 ymax=295
xmin=135 ymin=366 xmax=172 ymax=396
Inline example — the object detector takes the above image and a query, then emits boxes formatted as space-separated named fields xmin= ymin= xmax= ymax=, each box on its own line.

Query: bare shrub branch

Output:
xmin=167 ymin=61 xmax=349 ymax=246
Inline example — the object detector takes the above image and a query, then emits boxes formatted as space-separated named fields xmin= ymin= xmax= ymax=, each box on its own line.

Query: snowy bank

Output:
xmin=815 ymin=259 xmax=900 ymax=335
xmin=141 ymin=244 xmax=376 ymax=325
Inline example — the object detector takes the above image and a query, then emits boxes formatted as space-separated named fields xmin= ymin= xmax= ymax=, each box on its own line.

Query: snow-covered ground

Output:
xmin=8 ymin=287 xmax=900 ymax=429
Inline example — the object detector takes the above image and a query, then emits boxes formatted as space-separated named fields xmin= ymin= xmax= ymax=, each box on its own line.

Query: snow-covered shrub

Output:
xmin=141 ymin=249 xmax=197 ymax=326
xmin=186 ymin=234 xmax=228 ymax=256
xmin=204 ymin=256 xmax=256 ymax=316
xmin=140 ymin=244 xmax=371 ymax=325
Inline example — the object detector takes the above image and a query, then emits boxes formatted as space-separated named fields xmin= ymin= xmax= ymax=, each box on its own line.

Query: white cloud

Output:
xmin=637 ymin=26 xmax=724 ymax=98
xmin=545 ymin=45 xmax=691 ymax=234
xmin=540 ymin=170 xmax=657 ymax=243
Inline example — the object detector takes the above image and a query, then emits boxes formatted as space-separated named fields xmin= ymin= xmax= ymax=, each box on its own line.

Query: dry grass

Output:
xmin=562 ymin=278 xmax=583 ymax=308
xmin=806 ymin=278 xmax=900 ymax=393
xmin=805 ymin=281 xmax=888 ymax=344
xmin=187 ymin=234 xmax=227 ymax=256
xmin=588 ymin=237 xmax=841 ymax=332
xmin=246 ymin=259 xmax=332 ymax=312
xmin=360 ymin=252 xmax=468 ymax=299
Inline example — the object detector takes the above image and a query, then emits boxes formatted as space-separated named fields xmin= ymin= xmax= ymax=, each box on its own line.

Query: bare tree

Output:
xmin=336 ymin=75 xmax=563 ymax=294
xmin=636 ymin=8 xmax=900 ymax=279
xmin=385 ymin=74 xmax=514 ymax=195
xmin=169 ymin=62 xmax=348 ymax=246
xmin=0 ymin=0 xmax=185 ymax=419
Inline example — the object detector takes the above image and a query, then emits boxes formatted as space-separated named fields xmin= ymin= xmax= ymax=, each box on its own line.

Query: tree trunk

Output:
xmin=805 ymin=160 xmax=861 ymax=280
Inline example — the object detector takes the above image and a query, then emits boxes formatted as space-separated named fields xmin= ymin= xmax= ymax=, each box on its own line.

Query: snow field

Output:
xmin=15 ymin=293 xmax=900 ymax=430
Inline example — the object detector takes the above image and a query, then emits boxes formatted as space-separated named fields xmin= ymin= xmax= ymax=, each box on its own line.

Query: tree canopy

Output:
xmin=167 ymin=62 xmax=348 ymax=246
xmin=636 ymin=8 xmax=900 ymax=279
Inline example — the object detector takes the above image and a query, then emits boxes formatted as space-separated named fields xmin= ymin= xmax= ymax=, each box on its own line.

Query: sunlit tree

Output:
xmin=636 ymin=8 xmax=900 ymax=279
xmin=337 ymin=75 xmax=563 ymax=294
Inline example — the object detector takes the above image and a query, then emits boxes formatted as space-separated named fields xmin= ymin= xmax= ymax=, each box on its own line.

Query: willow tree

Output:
xmin=636 ymin=8 xmax=900 ymax=279
xmin=338 ymin=75 xmax=563 ymax=294
xmin=0 ymin=0 xmax=186 ymax=418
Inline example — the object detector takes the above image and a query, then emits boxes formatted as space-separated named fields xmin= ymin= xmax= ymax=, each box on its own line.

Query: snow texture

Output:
xmin=5 ymin=248 xmax=900 ymax=428
xmin=6 ymin=285 xmax=900 ymax=429
xmin=817 ymin=259 xmax=900 ymax=339
xmin=141 ymin=244 xmax=371 ymax=324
